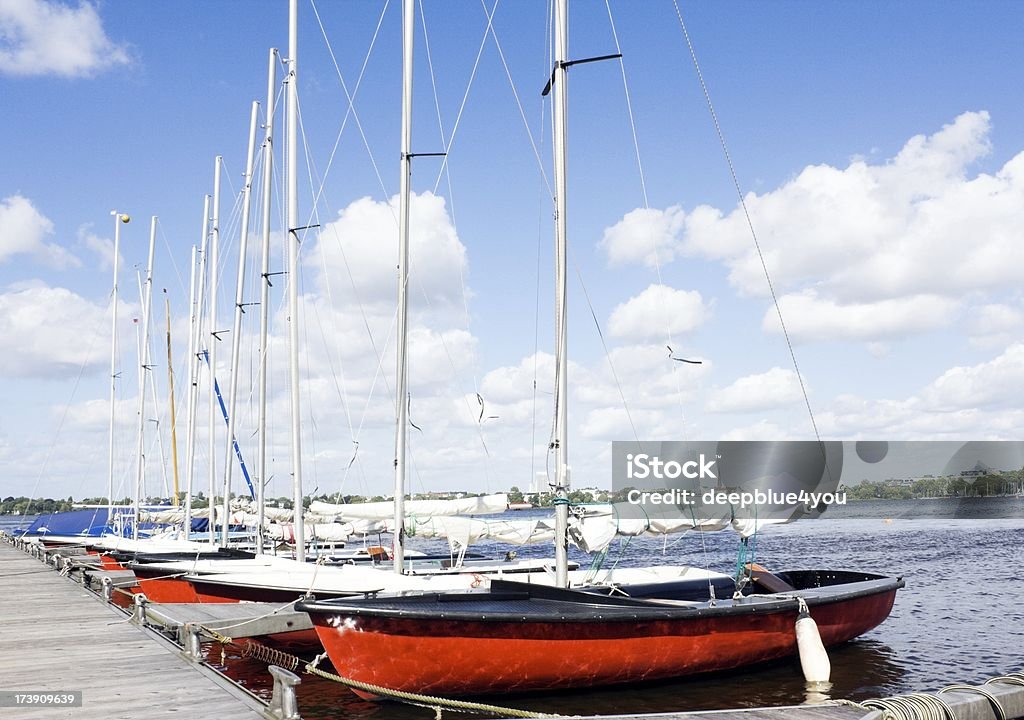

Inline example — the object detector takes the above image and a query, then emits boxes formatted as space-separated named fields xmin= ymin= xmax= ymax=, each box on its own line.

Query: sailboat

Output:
xmin=295 ymin=0 xmax=904 ymax=696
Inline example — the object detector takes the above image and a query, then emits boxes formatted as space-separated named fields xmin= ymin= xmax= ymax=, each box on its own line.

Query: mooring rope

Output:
xmin=219 ymin=639 xmax=558 ymax=718
xmin=304 ymin=654 xmax=557 ymax=718
xmin=195 ymin=625 xmax=234 ymax=646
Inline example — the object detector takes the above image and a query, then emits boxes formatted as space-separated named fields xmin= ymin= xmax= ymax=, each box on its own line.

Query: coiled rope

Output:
xmin=939 ymin=684 xmax=1007 ymax=720
xmin=988 ymin=672 xmax=1024 ymax=687
xmin=860 ymin=693 xmax=957 ymax=719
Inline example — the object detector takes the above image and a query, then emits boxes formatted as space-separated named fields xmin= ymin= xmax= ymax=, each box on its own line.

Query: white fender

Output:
xmin=795 ymin=599 xmax=831 ymax=683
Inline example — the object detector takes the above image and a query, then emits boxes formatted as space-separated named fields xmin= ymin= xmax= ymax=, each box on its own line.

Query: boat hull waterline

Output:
xmin=298 ymin=572 xmax=904 ymax=697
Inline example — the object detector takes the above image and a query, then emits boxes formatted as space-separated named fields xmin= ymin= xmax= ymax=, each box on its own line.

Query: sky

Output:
xmin=2 ymin=0 xmax=1024 ymax=504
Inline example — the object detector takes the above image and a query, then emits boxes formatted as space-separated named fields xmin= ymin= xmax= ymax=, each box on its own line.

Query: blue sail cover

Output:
xmin=17 ymin=508 xmax=244 ymax=538
xmin=21 ymin=508 xmax=113 ymax=537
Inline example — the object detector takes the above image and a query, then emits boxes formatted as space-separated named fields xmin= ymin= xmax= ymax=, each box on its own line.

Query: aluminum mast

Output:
xmin=551 ymin=0 xmax=571 ymax=588
xmin=256 ymin=48 xmax=278 ymax=555
xmin=107 ymin=211 xmax=129 ymax=530
xmin=222 ymin=101 xmax=260 ymax=545
xmin=132 ymin=217 xmax=157 ymax=540
xmin=392 ymin=0 xmax=415 ymax=574
xmin=286 ymin=0 xmax=305 ymax=561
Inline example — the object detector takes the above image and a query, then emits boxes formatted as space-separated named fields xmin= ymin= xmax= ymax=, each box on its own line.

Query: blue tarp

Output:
xmin=22 ymin=508 xmax=113 ymax=536
xmin=19 ymin=509 xmax=244 ymax=537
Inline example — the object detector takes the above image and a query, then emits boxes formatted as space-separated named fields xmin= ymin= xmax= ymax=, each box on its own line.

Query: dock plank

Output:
xmin=0 ymin=542 xmax=268 ymax=720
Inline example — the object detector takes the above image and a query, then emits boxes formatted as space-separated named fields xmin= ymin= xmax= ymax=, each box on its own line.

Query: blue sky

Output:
xmin=3 ymin=0 xmax=1024 ymax=503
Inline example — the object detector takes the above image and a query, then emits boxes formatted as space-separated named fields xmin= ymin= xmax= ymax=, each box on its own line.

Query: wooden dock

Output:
xmin=0 ymin=541 xmax=272 ymax=720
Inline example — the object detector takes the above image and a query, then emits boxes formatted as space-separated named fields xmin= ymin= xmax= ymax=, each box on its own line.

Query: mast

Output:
xmin=132 ymin=216 xmax=157 ymax=541
xmin=223 ymin=101 xmax=260 ymax=545
xmin=209 ymin=157 xmax=223 ymax=546
xmin=393 ymin=0 xmax=414 ymax=574
xmin=183 ymin=198 xmax=210 ymax=539
xmin=286 ymin=0 xmax=305 ymax=561
xmin=257 ymin=48 xmax=278 ymax=555
xmin=143 ymin=330 xmax=170 ymax=503
xmin=165 ymin=290 xmax=180 ymax=507
xmin=552 ymin=0 xmax=570 ymax=587
xmin=107 ymin=211 xmax=128 ymax=530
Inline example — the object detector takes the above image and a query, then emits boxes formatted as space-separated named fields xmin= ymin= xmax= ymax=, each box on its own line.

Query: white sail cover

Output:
xmin=139 ymin=493 xmax=785 ymax=554
xmin=267 ymin=520 xmax=388 ymax=542
xmin=139 ymin=496 xmax=507 ymax=527
xmin=409 ymin=516 xmax=555 ymax=546
xmin=566 ymin=503 xmax=793 ymax=552
xmin=309 ymin=493 xmax=509 ymax=521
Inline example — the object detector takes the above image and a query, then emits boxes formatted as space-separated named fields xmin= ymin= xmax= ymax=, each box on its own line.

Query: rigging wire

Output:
xmin=479 ymin=0 xmax=553 ymax=199
xmin=572 ymin=261 xmax=640 ymax=445
xmin=603 ymin=0 xmax=648 ymax=209
xmin=427 ymin=0 xmax=499 ymax=194
xmin=531 ymin=0 xmax=553 ymax=492
xmin=290 ymin=87 xmax=338 ymax=503
xmin=415 ymin=0 xmax=499 ymax=488
xmin=21 ymin=298 xmax=106 ymax=519
xmin=294 ymin=96 xmax=357 ymax=457
xmin=598 ymin=0 xmax=715 ymax=580
xmin=291 ymin=56 xmax=398 ymax=500
xmin=307 ymin=0 xmax=416 ymax=498
xmin=670 ymin=0 xmax=824 ymax=447
xmin=309 ymin=0 xmax=394 ymax=208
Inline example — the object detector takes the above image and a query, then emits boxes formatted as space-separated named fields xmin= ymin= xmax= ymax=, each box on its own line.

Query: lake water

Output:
xmin=7 ymin=499 xmax=1024 ymax=717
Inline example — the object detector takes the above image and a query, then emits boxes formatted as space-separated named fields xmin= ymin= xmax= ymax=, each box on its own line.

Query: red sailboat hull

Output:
xmin=302 ymin=573 xmax=902 ymax=697
xmin=137 ymin=575 xmax=235 ymax=604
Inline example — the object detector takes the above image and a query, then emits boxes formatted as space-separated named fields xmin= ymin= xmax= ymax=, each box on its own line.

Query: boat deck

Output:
xmin=0 ymin=541 xmax=269 ymax=719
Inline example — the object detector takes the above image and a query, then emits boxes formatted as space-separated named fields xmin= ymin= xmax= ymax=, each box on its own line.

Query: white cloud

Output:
xmin=706 ymin=367 xmax=804 ymax=414
xmin=310 ymin=192 xmax=468 ymax=313
xmin=0 ymin=194 xmax=79 ymax=268
xmin=815 ymin=345 xmax=1024 ymax=439
xmin=644 ymin=111 xmax=1024 ymax=345
xmin=721 ymin=420 xmax=795 ymax=441
xmin=683 ymin=112 xmax=1011 ymax=300
xmin=0 ymin=284 xmax=115 ymax=378
xmin=608 ymin=284 xmax=708 ymax=341
xmin=77 ymin=223 xmax=123 ymax=272
xmin=476 ymin=344 xmax=708 ymax=456
xmin=969 ymin=304 xmax=1024 ymax=336
xmin=600 ymin=206 xmax=685 ymax=268
xmin=921 ymin=343 xmax=1024 ymax=411
xmin=966 ymin=303 xmax=1024 ymax=349
xmin=0 ymin=0 xmax=130 ymax=77
xmin=763 ymin=290 xmax=957 ymax=343
xmin=408 ymin=326 xmax=477 ymax=390
xmin=591 ymin=344 xmax=710 ymax=411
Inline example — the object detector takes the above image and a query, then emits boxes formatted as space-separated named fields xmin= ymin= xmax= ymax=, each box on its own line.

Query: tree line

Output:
xmin=843 ymin=472 xmax=1024 ymax=500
